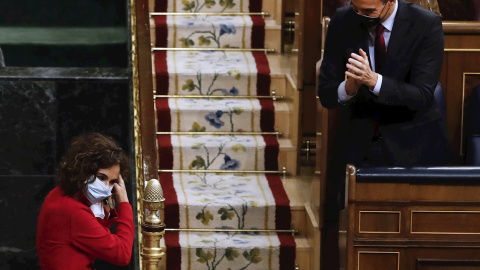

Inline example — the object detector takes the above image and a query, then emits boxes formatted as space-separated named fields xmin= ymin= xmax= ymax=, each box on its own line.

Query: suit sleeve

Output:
xmin=71 ymin=202 xmax=134 ymax=266
xmin=318 ymin=12 xmax=346 ymax=109
xmin=377 ymin=14 xmax=444 ymax=111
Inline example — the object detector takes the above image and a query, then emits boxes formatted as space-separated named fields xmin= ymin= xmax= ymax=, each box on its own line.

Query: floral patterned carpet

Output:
xmin=154 ymin=51 xmax=270 ymax=96
xmin=152 ymin=1 xmax=296 ymax=269
xmin=153 ymin=15 xmax=265 ymax=49
xmin=158 ymin=135 xmax=279 ymax=171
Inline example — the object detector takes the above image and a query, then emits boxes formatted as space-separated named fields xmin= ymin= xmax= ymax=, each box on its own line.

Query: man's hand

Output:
xmin=345 ymin=49 xmax=378 ymax=90
xmin=113 ymin=174 xmax=129 ymax=203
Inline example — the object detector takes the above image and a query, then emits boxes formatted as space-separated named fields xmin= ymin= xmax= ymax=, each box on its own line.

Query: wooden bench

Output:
xmin=339 ymin=165 xmax=480 ymax=270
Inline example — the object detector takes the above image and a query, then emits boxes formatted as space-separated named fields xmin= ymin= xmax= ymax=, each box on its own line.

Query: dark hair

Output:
xmin=57 ymin=132 xmax=129 ymax=198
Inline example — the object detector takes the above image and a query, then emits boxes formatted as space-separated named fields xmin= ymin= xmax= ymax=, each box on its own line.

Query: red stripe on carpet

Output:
xmin=164 ymin=232 xmax=181 ymax=270
xmin=259 ymin=99 xmax=275 ymax=132
xmin=154 ymin=16 xmax=168 ymax=47
xmin=157 ymin=135 xmax=174 ymax=169
xmin=252 ymin=52 xmax=271 ymax=96
xmin=154 ymin=0 xmax=167 ymax=12
xmin=262 ymin=135 xmax=279 ymax=170
xmin=250 ymin=16 xmax=265 ymax=49
xmin=155 ymin=98 xmax=171 ymax=132
xmin=159 ymin=172 xmax=180 ymax=228
xmin=265 ymin=174 xmax=291 ymax=230
xmin=278 ymin=233 xmax=297 ymax=270
xmin=154 ymin=51 xmax=169 ymax=95
xmin=248 ymin=0 xmax=262 ymax=12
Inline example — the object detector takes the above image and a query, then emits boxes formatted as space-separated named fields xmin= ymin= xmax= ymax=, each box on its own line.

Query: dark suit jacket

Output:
xmin=318 ymin=0 xmax=449 ymax=166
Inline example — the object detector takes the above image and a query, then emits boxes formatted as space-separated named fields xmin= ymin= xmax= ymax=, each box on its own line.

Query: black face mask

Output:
xmin=351 ymin=1 xmax=390 ymax=28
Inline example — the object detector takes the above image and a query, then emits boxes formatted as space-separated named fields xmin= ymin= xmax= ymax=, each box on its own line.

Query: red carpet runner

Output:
xmin=151 ymin=1 xmax=296 ymax=269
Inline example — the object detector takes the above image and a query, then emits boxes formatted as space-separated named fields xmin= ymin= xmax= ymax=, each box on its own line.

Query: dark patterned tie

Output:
xmin=375 ymin=24 xmax=386 ymax=74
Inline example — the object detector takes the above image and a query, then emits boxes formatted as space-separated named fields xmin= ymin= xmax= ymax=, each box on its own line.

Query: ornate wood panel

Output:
xmin=344 ymin=166 xmax=480 ymax=270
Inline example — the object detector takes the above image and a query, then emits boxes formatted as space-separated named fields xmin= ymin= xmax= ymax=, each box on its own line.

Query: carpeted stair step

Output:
xmin=150 ymin=0 xmax=283 ymax=36
xmin=154 ymin=53 xmax=297 ymax=98
xmin=163 ymin=231 xmax=296 ymax=270
xmin=155 ymin=97 xmax=291 ymax=133
xmin=153 ymin=50 xmax=271 ymax=96
xmin=152 ymin=15 xmax=266 ymax=49
xmin=160 ymin=172 xmax=291 ymax=230
xmin=153 ymin=0 xmax=263 ymax=13
xmin=157 ymin=134 xmax=280 ymax=171
xmin=149 ymin=0 xmax=283 ymax=41
xmin=150 ymin=0 xmax=283 ymax=45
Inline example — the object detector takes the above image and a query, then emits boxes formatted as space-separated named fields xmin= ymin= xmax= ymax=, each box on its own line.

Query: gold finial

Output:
xmin=144 ymin=178 xmax=164 ymax=201
xmin=143 ymin=179 xmax=165 ymax=226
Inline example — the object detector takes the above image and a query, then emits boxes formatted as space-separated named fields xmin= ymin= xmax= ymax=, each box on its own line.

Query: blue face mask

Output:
xmin=85 ymin=177 xmax=113 ymax=204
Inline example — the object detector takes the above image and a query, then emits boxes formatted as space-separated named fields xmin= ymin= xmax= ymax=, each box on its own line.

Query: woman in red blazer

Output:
xmin=36 ymin=133 xmax=134 ymax=269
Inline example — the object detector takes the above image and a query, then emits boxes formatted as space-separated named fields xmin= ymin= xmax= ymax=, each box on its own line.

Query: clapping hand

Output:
xmin=345 ymin=49 xmax=378 ymax=95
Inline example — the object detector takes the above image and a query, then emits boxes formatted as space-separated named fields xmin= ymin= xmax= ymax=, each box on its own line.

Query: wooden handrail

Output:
xmin=443 ymin=21 xmax=480 ymax=34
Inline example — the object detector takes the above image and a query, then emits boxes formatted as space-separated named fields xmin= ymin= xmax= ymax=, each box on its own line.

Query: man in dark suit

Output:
xmin=319 ymin=0 xmax=449 ymax=167
xmin=317 ymin=0 xmax=449 ymax=268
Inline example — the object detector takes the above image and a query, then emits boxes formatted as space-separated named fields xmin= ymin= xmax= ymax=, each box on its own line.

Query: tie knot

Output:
xmin=377 ymin=24 xmax=385 ymax=35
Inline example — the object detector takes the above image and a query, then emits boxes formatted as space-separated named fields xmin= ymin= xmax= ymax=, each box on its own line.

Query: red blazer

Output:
xmin=36 ymin=187 xmax=134 ymax=269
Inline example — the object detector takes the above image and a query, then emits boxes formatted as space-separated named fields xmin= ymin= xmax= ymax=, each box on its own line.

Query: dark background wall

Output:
xmin=0 ymin=0 xmax=126 ymax=26
xmin=0 ymin=0 xmax=128 ymax=68
xmin=0 ymin=0 xmax=137 ymax=269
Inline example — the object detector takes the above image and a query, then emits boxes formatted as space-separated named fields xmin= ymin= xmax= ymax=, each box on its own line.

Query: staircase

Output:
xmin=137 ymin=0 xmax=314 ymax=269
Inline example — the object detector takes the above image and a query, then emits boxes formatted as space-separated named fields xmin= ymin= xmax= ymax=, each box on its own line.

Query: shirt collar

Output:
xmin=381 ymin=0 xmax=398 ymax=32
